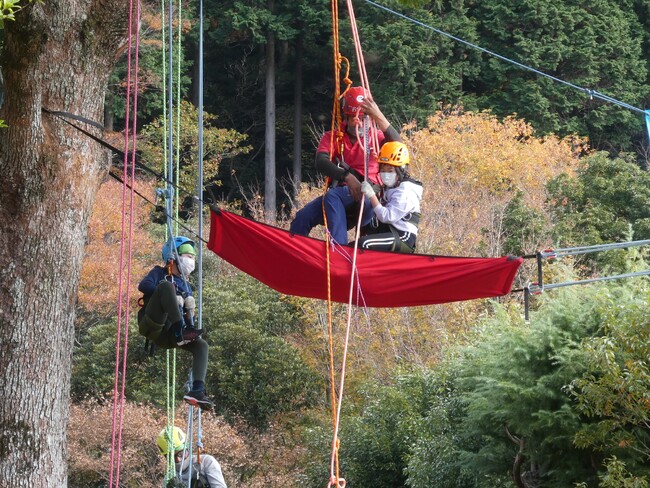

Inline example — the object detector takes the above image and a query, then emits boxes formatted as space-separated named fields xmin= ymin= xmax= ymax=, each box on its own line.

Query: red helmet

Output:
xmin=342 ymin=86 xmax=368 ymax=116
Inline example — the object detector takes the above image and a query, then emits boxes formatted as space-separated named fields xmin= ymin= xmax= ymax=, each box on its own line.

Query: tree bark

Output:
xmin=292 ymin=32 xmax=303 ymax=194
xmin=0 ymin=0 xmax=127 ymax=486
xmin=505 ymin=425 xmax=527 ymax=488
xmin=264 ymin=0 xmax=276 ymax=221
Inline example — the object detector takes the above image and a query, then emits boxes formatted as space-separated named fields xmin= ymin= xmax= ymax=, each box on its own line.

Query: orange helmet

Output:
xmin=378 ymin=142 xmax=410 ymax=167
xmin=342 ymin=86 xmax=368 ymax=116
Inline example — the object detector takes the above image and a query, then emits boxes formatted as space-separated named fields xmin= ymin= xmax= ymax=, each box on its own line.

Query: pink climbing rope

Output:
xmin=347 ymin=0 xmax=381 ymax=155
xmin=108 ymin=0 xmax=141 ymax=486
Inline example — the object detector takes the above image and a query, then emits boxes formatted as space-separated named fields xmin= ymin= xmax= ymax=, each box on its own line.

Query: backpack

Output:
xmin=191 ymin=473 xmax=210 ymax=488
xmin=190 ymin=462 xmax=210 ymax=488
xmin=164 ymin=465 xmax=210 ymax=488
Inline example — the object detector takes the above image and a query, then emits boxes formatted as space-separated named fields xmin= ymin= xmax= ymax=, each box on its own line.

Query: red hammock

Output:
xmin=207 ymin=209 xmax=523 ymax=308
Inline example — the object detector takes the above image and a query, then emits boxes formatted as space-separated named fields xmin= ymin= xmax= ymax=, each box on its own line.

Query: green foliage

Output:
xmin=139 ymin=100 xmax=250 ymax=202
xmin=482 ymin=189 xmax=551 ymax=257
xmin=73 ymin=271 xmax=320 ymax=430
xmin=333 ymin=278 xmax=650 ymax=487
xmin=500 ymin=191 xmax=549 ymax=256
xmin=354 ymin=1 xmax=481 ymax=122
xmin=547 ymin=152 xmax=650 ymax=271
xmin=208 ymin=322 xmax=321 ymax=430
xmin=406 ymin=365 xmax=510 ymax=488
xmin=467 ymin=0 xmax=650 ymax=152
xmin=106 ymin=3 xmax=195 ymax=127
xmin=339 ymin=380 xmax=424 ymax=488
xmin=448 ymin=292 xmax=600 ymax=487
xmin=228 ymin=0 xmax=299 ymax=44
xmin=298 ymin=370 xmax=435 ymax=488
xmin=0 ymin=0 xmax=32 ymax=26
xmin=566 ymin=286 xmax=650 ymax=477
xmin=71 ymin=317 xmax=185 ymax=405
xmin=201 ymin=272 xmax=321 ymax=429
xmin=202 ymin=273 xmax=301 ymax=337
xmin=598 ymin=457 xmax=648 ymax=488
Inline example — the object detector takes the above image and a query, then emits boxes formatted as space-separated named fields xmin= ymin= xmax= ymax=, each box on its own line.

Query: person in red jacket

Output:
xmin=290 ymin=87 xmax=401 ymax=245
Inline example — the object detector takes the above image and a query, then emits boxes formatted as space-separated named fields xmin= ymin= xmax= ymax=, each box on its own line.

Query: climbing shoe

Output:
xmin=175 ymin=326 xmax=203 ymax=346
xmin=183 ymin=390 xmax=214 ymax=411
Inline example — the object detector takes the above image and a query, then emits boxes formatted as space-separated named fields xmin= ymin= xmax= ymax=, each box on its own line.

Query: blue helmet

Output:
xmin=161 ymin=236 xmax=196 ymax=263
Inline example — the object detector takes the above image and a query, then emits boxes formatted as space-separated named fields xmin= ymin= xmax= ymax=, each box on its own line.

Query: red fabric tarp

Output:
xmin=208 ymin=209 xmax=523 ymax=308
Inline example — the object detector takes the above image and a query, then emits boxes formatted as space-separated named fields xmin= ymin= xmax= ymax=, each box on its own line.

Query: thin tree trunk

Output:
xmin=0 ymin=1 xmax=127 ymax=486
xmin=264 ymin=0 xmax=276 ymax=221
xmin=292 ymin=32 xmax=303 ymax=194
xmin=506 ymin=425 xmax=527 ymax=488
xmin=104 ymin=92 xmax=115 ymax=131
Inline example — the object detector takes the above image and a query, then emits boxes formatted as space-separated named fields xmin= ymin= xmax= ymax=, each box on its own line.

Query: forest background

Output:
xmin=2 ymin=0 xmax=650 ymax=487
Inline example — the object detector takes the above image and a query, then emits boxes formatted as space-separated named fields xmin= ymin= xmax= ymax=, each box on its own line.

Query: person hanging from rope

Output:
xmin=157 ymin=426 xmax=228 ymax=488
xmin=138 ymin=236 xmax=214 ymax=410
xmin=290 ymin=86 xmax=401 ymax=245
xmin=357 ymin=142 xmax=423 ymax=253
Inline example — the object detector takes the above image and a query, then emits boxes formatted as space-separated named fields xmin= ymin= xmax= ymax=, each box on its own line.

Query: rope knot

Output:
xmin=327 ymin=476 xmax=346 ymax=488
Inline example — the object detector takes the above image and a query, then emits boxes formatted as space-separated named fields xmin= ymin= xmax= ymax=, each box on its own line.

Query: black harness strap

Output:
xmin=388 ymin=225 xmax=415 ymax=254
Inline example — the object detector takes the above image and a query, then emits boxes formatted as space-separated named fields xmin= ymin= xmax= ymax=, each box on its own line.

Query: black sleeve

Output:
xmin=382 ymin=124 xmax=401 ymax=143
xmin=315 ymin=151 xmax=347 ymax=181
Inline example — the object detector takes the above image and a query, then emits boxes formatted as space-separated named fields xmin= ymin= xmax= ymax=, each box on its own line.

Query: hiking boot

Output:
xmin=183 ymin=390 xmax=214 ymax=411
xmin=176 ymin=326 xmax=203 ymax=346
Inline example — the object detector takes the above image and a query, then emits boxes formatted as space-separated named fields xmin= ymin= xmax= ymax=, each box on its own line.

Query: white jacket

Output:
xmin=176 ymin=453 xmax=228 ymax=488
xmin=372 ymin=179 xmax=423 ymax=234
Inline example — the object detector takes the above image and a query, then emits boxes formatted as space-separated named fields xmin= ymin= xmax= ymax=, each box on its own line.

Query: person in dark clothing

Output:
xmin=290 ymin=86 xmax=402 ymax=245
xmin=138 ymin=236 xmax=214 ymax=410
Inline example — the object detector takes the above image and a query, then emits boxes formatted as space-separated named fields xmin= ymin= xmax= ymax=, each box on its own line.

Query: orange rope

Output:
xmin=325 ymin=2 xmax=339 ymax=439
xmin=326 ymin=1 xmax=343 ymax=485
xmin=325 ymin=1 xmax=379 ymax=486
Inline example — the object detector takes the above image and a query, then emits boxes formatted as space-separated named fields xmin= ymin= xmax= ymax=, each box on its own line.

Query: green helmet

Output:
xmin=157 ymin=426 xmax=186 ymax=456
xmin=161 ymin=236 xmax=196 ymax=263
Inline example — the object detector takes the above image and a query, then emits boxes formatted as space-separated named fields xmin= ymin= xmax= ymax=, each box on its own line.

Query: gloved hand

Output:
xmin=361 ymin=181 xmax=376 ymax=199
xmin=183 ymin=295 xmax=196 ymax=315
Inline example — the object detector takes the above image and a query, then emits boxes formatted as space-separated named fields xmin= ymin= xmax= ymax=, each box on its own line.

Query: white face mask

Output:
xmin=178 ymin=255 xmax=195 ymax=276
xmin=380 ymin=172 xmax=398 ymax=188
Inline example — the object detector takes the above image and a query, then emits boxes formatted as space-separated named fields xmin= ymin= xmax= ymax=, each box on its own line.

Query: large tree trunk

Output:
xmin=264 ymin=0 xmax=276 ymax=221
xmin=0 ymin=1 xmax=127 ymax=486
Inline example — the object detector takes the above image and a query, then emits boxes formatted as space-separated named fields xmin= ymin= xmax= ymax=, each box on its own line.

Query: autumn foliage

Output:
xmin=67 ymin=400 xmax=302 ymax=487
xmin=286 ymin=108 xmax=586 ymax=383
xmin=78 ymin=178 xmax=159 ymax=316
xmin=406 ymin=108 xmax=586 ymax=256
xmin=73 ymin=108 xmax=590 ymax=485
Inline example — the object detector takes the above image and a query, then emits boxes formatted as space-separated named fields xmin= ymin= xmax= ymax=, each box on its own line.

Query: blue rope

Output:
xmin=363 ymin=0 xmax=647 ymax=116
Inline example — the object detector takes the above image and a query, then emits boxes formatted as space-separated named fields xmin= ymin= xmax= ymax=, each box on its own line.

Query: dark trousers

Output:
xmin=140 ymin=281 xmax=208 ymax=382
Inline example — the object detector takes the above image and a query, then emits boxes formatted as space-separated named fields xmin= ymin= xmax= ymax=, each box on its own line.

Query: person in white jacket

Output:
xmin=359 ymin=142 xmax=423 ymax=253
xmin=157 ymin=427 xmax=228 ymax=488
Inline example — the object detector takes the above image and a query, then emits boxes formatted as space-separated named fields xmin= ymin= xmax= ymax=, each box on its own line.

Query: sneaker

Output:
xmin=183 ymin=390 xmax=214 ymax=411
xmin=176 ymin=326 xmax=203 ymax=346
